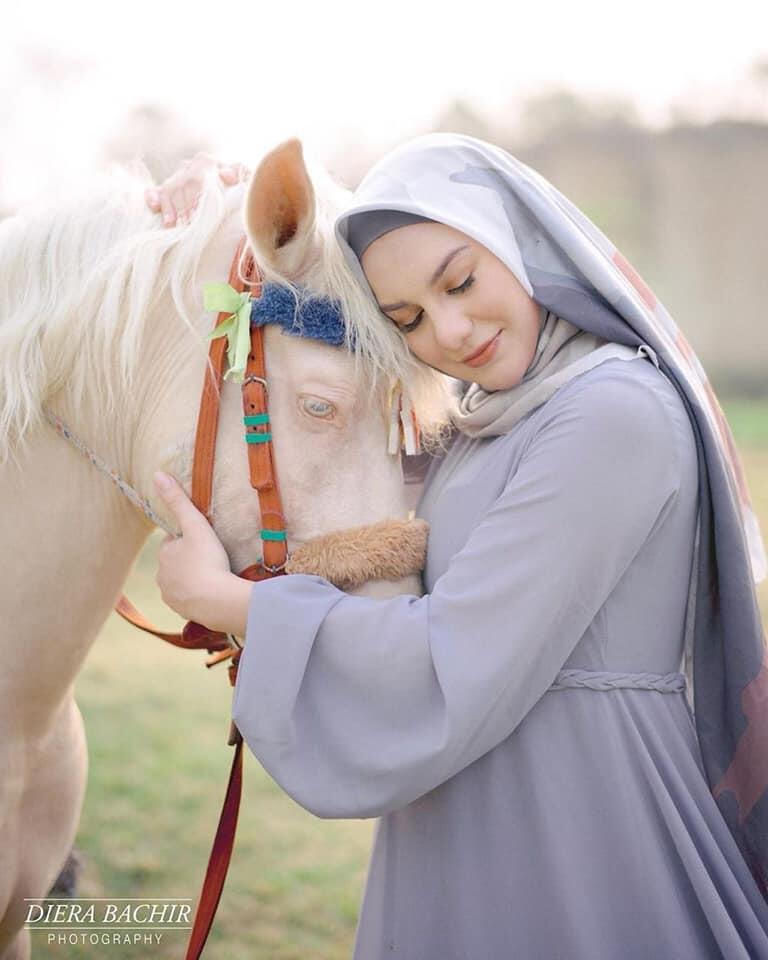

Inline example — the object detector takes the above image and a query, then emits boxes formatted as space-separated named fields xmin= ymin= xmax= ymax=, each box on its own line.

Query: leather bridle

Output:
xmin=115 ymin=236 xmax=284 ymax=960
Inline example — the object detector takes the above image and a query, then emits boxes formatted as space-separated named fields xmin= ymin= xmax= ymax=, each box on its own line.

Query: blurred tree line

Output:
xmin=2 ymin=50 xmax=766 ymax=395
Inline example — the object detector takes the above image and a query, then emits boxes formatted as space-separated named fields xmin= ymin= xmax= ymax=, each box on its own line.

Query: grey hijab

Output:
xmin=335 ymin=132 xmax=768 ymax=899
xmin=341 ymin=193 xmax=640 ymax=439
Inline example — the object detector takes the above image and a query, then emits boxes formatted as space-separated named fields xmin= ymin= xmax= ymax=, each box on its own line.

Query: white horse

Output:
xmin=0 ymin=139 xmax=451 ymax=960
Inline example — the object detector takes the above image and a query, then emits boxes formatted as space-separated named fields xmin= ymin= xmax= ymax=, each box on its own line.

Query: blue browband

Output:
xmin=250 ymin=283 xmax=350 ymax=348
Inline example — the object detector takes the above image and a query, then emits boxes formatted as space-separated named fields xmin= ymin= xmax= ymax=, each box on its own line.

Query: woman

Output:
xmin=150 ymin=134 xmax=768 ymax=958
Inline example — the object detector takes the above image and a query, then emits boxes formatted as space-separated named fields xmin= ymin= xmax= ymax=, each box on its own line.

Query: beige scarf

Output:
xmin=451 ymin=306 xmax=644 ymax=438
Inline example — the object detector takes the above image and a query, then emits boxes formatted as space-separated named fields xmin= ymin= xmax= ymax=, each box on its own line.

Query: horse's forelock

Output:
xmin=0 ymin=156 xmax=454 ymax=466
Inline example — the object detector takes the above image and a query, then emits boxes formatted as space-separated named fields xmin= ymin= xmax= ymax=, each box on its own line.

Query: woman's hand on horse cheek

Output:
xmin=153 ymin=472 xmax=233 ymax=622
xmin=155 ymin=538 xmax=250 ymax=634
xmin=156 ymin=537 xmax=227 ymax=623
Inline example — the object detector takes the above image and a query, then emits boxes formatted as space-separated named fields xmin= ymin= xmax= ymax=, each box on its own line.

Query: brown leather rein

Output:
xmin=115 ymin=236 xmax=284 ymax=960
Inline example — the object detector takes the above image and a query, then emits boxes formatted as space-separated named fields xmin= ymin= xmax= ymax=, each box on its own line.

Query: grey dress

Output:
xmin=232 ymin=356 xmax=768 ymax=959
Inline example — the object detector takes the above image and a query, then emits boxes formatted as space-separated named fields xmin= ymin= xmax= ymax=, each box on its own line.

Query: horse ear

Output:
xmin=244 ymin=138 xmax=316 ymax=276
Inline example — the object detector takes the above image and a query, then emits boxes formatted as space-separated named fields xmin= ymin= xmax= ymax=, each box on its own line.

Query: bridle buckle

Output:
xmin=243 ymin=374 xmax=268 ymax=393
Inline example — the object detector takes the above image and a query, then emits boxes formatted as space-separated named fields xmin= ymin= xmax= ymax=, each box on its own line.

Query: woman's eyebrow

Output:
xmin=378 ymin=245 xmax=470 ymax=313
xmin=429 ymin=244 xmax=469 ymax=285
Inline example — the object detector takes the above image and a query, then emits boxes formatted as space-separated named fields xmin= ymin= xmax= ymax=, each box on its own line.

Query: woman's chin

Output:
xmin=474 ymin=365 xmax=526 ymax=392
xmin=467 ymin=339 xmax=532 ymax=392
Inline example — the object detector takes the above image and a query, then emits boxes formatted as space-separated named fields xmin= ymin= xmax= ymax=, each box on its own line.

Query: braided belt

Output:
xmin=549 ymin=669 xmax=687 ymax=694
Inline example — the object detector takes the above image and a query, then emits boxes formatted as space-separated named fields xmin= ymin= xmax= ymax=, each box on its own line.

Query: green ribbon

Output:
xmin=203 ymin=282 xmax=253 ymax=383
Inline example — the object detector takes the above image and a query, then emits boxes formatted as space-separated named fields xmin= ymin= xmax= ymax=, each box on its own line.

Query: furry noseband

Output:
xmin=285 ymin=518 xmax=429 ymax=591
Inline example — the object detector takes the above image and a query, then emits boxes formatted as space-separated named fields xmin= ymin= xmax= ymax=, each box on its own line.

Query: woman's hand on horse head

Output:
xmin=144 ymin=152 xmax=250 ymax=227
xmin=155 ymin=472 xmax=232 ymax=629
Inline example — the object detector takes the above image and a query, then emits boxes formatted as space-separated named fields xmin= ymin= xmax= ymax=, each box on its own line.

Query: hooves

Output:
xmin=47 ymin=848 xmax=84 ymax=899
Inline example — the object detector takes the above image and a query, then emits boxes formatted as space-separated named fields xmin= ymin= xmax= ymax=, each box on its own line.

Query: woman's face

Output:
xmin=361 ymin=221 xmax=542 ymax=391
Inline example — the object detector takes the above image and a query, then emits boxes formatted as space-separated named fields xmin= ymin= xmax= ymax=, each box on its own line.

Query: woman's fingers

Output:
xmin=145 ymin=188 xmax=161 ymax=212
xmin=154 ymin=472 xmax=205 ymax=535
xmin=147 ymin=154 xmax=247 ymax=226
xmin=221 ymin=162 xmax=251 ymax=185
xmin=159 ymin=190 xmax=177 ymax=226
xmin=218 ymin=163 xmax=247 ymax=186
xmin=218 ymin=165 xmax=238 ymax=185
xmin=181 ymin=180 xmax=204 ymax=219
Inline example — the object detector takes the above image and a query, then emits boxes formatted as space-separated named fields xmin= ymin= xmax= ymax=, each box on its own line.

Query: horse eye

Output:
xmin=301 ymin=396 xmax=336 ymax=419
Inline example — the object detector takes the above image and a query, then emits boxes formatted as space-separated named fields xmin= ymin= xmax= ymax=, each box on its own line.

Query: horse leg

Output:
xmin=0 ymin=927 xmax=30 ymax=960
xmin=47 ymin=848 xmax=84 ymax=898
xmin=0 ymin=696 xmax=88 ymax=959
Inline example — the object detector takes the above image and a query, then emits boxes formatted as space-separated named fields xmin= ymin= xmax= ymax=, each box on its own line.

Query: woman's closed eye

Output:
xmin=447 ymin=274 xmax=475 ymax=296
xmin=396 ymin=273 xmax=476 ymax=334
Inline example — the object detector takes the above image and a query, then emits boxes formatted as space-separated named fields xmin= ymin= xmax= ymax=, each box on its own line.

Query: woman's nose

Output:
xmin=432 ymin=307 xmax=473 ymax=353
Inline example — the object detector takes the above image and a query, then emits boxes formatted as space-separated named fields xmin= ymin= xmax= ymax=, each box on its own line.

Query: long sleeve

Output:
xmin=231 ymin=368 xmax=684 ymax=819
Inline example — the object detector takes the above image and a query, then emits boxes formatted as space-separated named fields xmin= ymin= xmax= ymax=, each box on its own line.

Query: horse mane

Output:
xmin=0 ymin=159 xmax=454 ymax=465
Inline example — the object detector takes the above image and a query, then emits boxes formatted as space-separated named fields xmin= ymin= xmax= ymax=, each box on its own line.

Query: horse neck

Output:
xmin=0 ymin=423 xmax=151 ymax=733
xmin=0 ymin=209 xmax=246 ymax=729
xmin=43 ymin=199 xmax=247 ymax=532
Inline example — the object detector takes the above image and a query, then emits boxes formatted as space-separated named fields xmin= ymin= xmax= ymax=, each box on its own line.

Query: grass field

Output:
xmin=44 ymin=547 xmax=374 ymax=960
xmin=31 ymin=400 xmax=768 ymax=959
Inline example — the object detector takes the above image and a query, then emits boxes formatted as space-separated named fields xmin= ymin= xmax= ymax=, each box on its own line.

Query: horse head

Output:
xmin=0 ymin=138 xmax=454 ymax=958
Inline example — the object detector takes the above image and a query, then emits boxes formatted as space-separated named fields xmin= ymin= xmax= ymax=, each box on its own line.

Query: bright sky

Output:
xmin=2 ymin=0 xmax=767 ymax=205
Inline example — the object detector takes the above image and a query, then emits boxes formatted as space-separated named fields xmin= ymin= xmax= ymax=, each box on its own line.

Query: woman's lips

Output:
xmin=462 ymin=331 xmax=502 ymax=367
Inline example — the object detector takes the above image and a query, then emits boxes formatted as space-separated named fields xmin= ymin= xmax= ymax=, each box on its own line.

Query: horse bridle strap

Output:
xmin=116 ymin=235 xmax=288 ymax=652
xmin=115 ymin=236 xmax=288 ymax=960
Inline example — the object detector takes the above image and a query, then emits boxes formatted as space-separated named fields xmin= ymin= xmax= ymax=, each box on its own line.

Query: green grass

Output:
xmin=34 ymin=545 xmax=374 ymax=960
xmin=722 ymin=398 xmax=768 ymax=448
xmin=722 ymin=400 xmax=768 ymax=622
xmin=32 ymin=405 xmax=768 ymax=959
xmin=741 ymin=448 xmax=768 ymax=625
